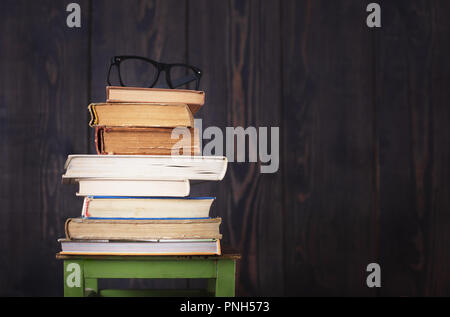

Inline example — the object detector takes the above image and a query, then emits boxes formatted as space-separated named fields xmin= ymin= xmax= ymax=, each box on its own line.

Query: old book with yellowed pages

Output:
xmin=88 ymin=103 xmax=194 ymax=128
xmin=62 ymin=155 xmax=228 ymax=183
xmin=95 ymin=127 xmax=200 ymax=155
xmin=106 ymin=86 xmax=205 ymax=114
xmin=82 ymin=196 xmax=214 ymax=219
xmin=65 ymin=218 xmax=222 ymax=240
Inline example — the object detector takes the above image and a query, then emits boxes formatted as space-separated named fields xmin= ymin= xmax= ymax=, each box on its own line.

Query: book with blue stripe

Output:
xmin=82 ymin=196 xmax=215 ymax=220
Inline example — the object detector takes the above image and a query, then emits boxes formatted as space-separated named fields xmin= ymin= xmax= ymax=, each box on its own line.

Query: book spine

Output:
xmin=81 ymin=197 xmax=91 ymax=218
xmin=106 ymin=86 xmax=111 ymax=101
xmin=216 ymin=240 xmax=222 ymax=256
xmin=64 ymin=218 xmax=72 ymax=239
xmin=95 ymin=126 xmax=104 ymax=154
xmin=88 ymin=104 xmax=98 ymax=127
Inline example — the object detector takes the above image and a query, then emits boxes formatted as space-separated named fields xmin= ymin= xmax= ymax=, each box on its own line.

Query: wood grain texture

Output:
xmin=188 ymin=0 xmax=284 ymax=296
xmin=425 ymin=0 xmax=450 ymax=296
xmin=0 ymin=0 xmax=89 ymax=296
xmin=90 ymin=0 xmax=189 ymax=291
xmin=375 ymin=0 xmax=434 ymax=296
xmin=282 ymin=0 xmax=377 ymax=296
xmin=91 ymin=0 xmax=188 ymax=102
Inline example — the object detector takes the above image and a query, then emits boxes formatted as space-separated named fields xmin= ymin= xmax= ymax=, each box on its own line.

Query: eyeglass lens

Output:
xmin=119 ymin=59 xmax=159 ymax=88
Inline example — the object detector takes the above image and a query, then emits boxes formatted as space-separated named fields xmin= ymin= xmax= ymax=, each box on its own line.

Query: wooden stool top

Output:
xmin=56 ymin=246 xmax=241 ymax=261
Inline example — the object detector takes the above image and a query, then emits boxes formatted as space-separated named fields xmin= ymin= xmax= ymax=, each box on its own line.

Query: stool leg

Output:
xmin=215 ymin=259 xmax=236 ymax=297
xmin=63 ymin=260 xmax=85 ymax=297
xmin=207 ymin=279 xmax=216 ymax=296
xmin=85 ymin=278 xmax=98 ymax=296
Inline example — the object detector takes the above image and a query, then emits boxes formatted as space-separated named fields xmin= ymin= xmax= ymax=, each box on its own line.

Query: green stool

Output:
xmin=56 ymin=250 xmax=240 ymax=297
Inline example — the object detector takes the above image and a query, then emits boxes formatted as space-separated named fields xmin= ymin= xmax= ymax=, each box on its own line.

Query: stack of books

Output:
xmin=59 ymin=86 xmax=228 ymax=255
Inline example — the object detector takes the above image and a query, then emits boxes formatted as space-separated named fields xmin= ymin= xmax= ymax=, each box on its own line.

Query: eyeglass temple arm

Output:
xmin=170 ymin=74 xmax=199 ymax=88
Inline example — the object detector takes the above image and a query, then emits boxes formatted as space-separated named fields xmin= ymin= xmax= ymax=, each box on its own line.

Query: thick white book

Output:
xmin=77 ymin=179 xmax=190 ymax=197
xmin=59 ymin=239 xmax=221 ymax=256
xmin=82 ymin=196 xmax=214 ymax=219
xmin=62 ymin=155 xmax=228 ymax=183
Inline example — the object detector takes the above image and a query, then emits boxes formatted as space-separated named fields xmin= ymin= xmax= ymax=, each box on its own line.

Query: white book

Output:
xmin=62 ymin=155 xmax=228 ymax=183
xmin=77 ymin=179 xmax=190 ymax=197
xmin=59 ymin=239 xmax=221 ymax=256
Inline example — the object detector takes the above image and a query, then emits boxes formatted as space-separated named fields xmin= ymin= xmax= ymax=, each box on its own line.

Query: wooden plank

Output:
xmin=99 ymin=289 xmax=210 ymax=297
xmin=83 ymin=260 xmax=216 ymax=278
xmin=375 ymin=0 xmax=434 ymax=296
xmin=90 ymin=0 xmax=188 ymax=291
xmin=425 ymin=0 xmax=450 ymax=296
xmin=0 ymin=0 xmax=89 ymax=296
xmin=282 ymin=0 xmax=377 ymax=295
xmin=188 ymin=0 xmax=284 ymax=296
xmin=56 ymin=251 xmax=241 ymax=260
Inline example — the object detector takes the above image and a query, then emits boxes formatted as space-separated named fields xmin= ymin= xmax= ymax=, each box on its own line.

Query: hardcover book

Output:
xmin=95 ymin=126 xmax=200 ymax=155
xmin=82 ymin=196 xmax=215 ymax=219
xmin=106 ymin=86 xmax=205 ymax=114
xmin=76 ymin=179 xmax=190 ymax=197
xmin=65 ymin=217 xmax=222 ymax=240
xmin=62 ymin=155 xmax=228 ymax=183
xmin=88 ymin=103 xmax=194 ymax=128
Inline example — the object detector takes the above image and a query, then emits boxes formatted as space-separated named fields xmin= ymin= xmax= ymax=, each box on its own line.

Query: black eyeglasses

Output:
xmin=107 ymin=55 xmax=202 ymax=90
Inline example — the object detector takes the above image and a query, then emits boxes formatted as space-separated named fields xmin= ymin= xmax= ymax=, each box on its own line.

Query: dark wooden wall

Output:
xmin=0 ymin=0 xmax=449 ymax=296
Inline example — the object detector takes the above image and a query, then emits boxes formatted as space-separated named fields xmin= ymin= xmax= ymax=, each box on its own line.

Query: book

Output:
xmin=82 ymin=196 xmax=215 ymax=219
xmin=62 ymin=155 xmax=228 ymax=183
xmin=106 ymin=86 xmax=205 ymax=114
xmin=76 ymin=179 xmax=190 ymax=197
xmin=65 ymin=218 xmax=222 ymax=240
xmin=88 ymin=103 xmax=194 ymax=128
xmin=59 ymin=239 xmax=221 ymax=256
xmin=95 ymin=127 xmax=200 ymax=155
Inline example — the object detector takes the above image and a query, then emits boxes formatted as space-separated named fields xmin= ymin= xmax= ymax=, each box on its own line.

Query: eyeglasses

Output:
xmin=107 ymin=55 xmax=202 ymax=90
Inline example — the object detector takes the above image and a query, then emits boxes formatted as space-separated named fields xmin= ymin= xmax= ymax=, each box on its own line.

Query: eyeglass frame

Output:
xmin=107 ymin=55 xmax=203 ymax=90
